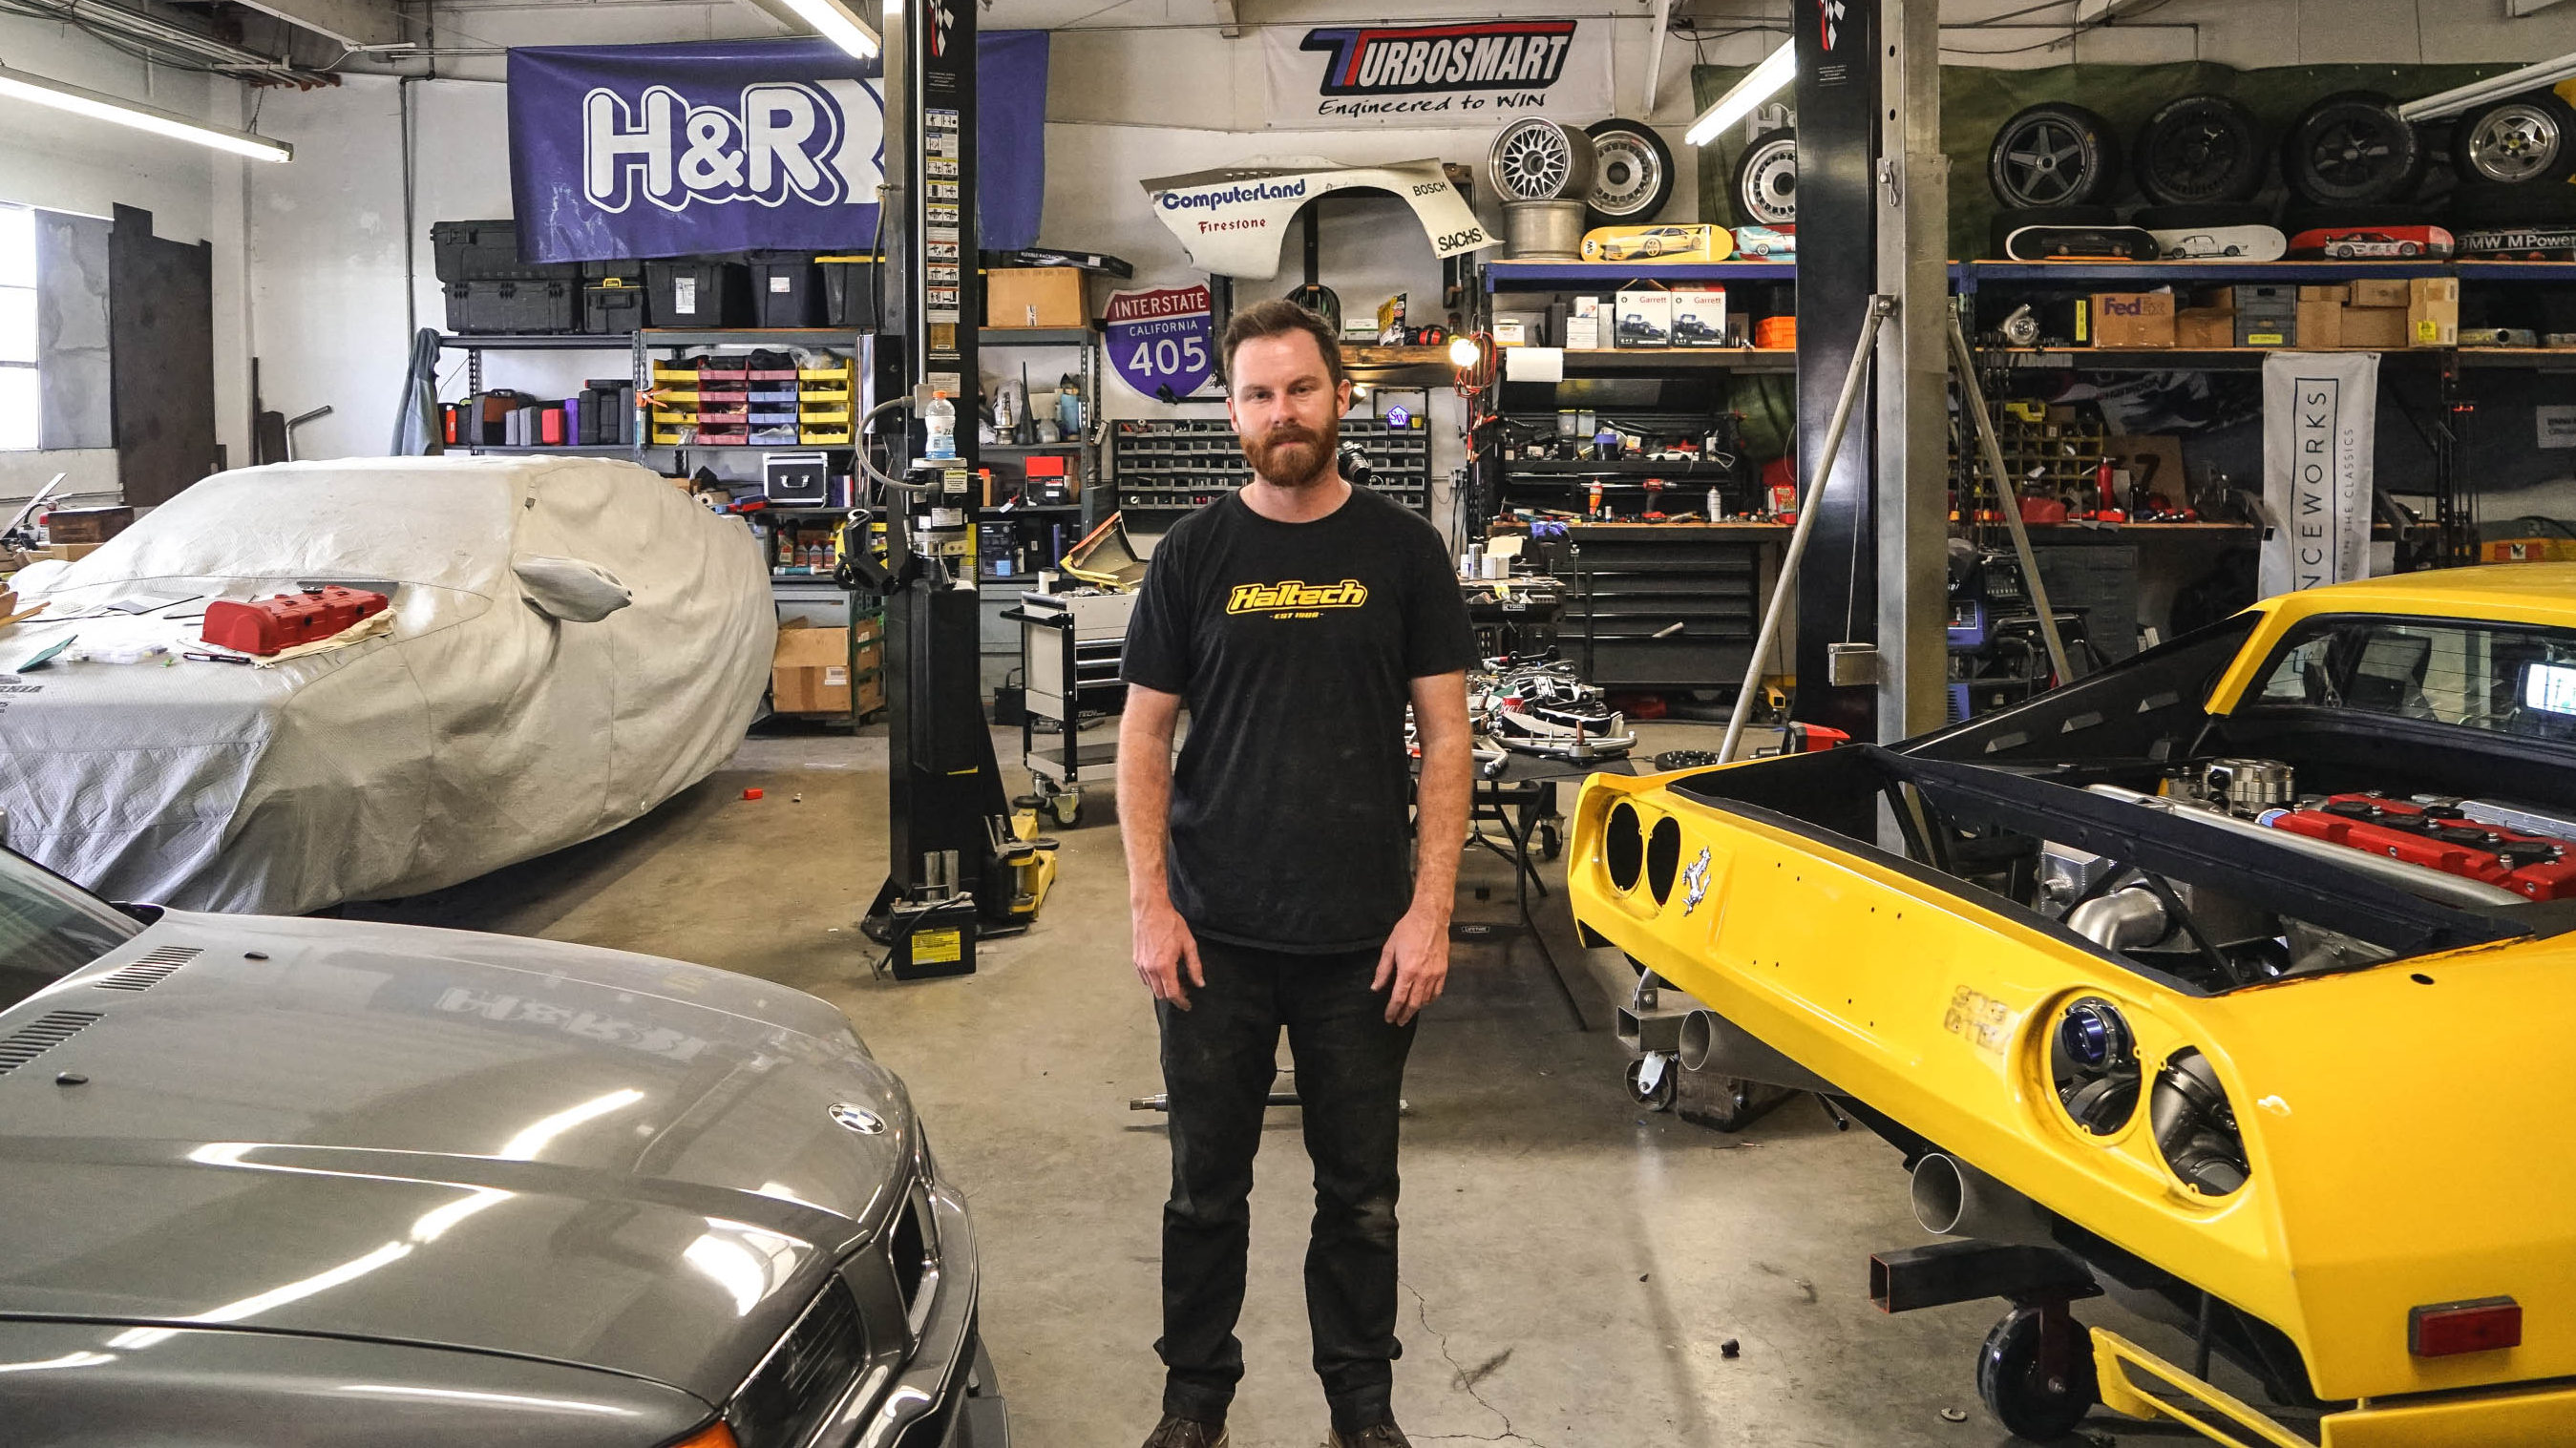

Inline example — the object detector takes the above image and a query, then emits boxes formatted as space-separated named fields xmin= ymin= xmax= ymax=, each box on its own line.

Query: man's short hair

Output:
xmin=1220 ymin=299 xmax=1346 ymax=392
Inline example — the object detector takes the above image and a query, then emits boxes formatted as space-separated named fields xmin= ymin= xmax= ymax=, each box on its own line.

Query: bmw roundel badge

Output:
xmin=828 ymin=1102 xmax=887 ymax=1134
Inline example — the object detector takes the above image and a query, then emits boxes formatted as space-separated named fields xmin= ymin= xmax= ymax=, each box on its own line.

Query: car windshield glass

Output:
xmin=0 ymin=852 xmax=140 ymax=1010
xmin=2251 ymin=615 xmax=2576 ymax=742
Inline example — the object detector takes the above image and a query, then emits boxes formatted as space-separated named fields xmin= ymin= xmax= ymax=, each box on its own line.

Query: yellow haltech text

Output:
xmin=1226 ymin=578 xmax=1370 ymax=614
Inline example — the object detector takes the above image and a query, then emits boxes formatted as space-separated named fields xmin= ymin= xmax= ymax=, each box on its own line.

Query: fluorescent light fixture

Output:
xmin=0 ymin=61 xmax=291 ymax=161
xmin=1684 ymin=41 xmax=1794 ymax=149
xmin=755 ymin=0 xmax=881 ymax=60
xmin=2397 ymin=48 xmax=2576 ymax=122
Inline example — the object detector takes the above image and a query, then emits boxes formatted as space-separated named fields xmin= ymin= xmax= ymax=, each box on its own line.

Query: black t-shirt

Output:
xmin=1123 ymin=485 xmax=1475 ymax=953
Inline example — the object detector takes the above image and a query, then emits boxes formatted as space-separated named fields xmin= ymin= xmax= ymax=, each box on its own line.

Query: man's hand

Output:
xmin=1132 ymin=897 xmax=1206 ymax=1010
xmin=1372 ymin=903 xmax=1450 ymax=1025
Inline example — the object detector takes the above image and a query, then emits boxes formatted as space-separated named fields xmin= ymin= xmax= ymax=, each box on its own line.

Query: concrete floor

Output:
xmin=350 ymin=720 xmax=2284 ymax=1448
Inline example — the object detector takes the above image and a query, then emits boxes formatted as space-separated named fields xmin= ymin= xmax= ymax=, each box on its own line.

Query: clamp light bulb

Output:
xmin=1447 ymin=335 xmax=1482 ymax=368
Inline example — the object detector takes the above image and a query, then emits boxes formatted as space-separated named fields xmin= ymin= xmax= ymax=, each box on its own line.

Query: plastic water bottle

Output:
xmin=924 ymin=391 xmax=958 ymax=460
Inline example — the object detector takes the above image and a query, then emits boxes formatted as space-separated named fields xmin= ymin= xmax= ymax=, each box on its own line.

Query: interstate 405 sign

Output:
xmin=1105 ymin=284 xmax=1217 ymax=402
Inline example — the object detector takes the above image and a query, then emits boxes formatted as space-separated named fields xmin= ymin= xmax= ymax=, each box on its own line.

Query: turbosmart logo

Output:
xmin=1161 ymin=178 xmax=1309 ymax=212
xmin=1300 ymin=21 xmax=1575 ymax=96
xmin=1227 ymin=578 xmax=1369 ymax=615
xmin=584 ymin=81 xmax=878 ymax=214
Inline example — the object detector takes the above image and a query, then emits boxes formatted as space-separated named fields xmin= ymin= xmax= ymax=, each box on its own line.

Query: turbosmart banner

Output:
xmin=1105 ymin=284 xmax=1216 ymax=402
xmin=1262 ymin=19 xmax=1611 ymax=128
xmin=508 ymin=34 xmax=1047 ymax=262
xmin=1142 ymin=159 xmax=1495 ymax=280
xmin=2260 ymin=350 xmax=2379 ymax=598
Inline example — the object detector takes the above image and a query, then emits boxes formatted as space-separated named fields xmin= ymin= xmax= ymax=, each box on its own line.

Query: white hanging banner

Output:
xmin=1262 ymin=19 xmax=1612 ymax=129
xmin=1141 ymin=158 xmax=1496 ymax=281
xmin=2260 ymin=351 xmax=2380 ymax=598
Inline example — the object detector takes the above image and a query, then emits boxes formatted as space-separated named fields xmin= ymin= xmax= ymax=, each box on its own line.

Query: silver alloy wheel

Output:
xmin=1489 ymin=118 xmax=1593 ymax=201
xmin=1738 ymin=132 xmax=1798 ymax=224
xmin=2465 ymin=101 xmax=2565 ymax=184
xmin=1586 ymin=125 xmax=1669 ymax=220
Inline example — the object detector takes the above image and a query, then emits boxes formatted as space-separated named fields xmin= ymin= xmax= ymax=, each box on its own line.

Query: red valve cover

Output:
xmin=2268 ymin=793 xmax=2576 ymax=901
xmin=201 ymin=586 xmax=389 ymax=657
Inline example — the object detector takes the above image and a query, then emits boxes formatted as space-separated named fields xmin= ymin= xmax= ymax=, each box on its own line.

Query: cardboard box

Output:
xmin=1613 ymin=290 xmax=1672 ymax=347
xmin=2352 ymin=278 xmax=2412 ymax=308
xmin=2296 ymin=299 xmax=2343 ymax=349
xmin=1671 ymin=288 xmax=1728 ymax=346
xmin=2340 ymin=304 xmax=2410 ymax=350
xmin=771 ymin=619 xmax=885 ymax=714
xmin=2092 ymin=290 xmax=2176 ymax=347
xmin=2176 ymin=306 xmax=2235 ymax=348
xmin=984 ymin=267 xmax=1086 ymax=329
xmin=2297 ymin=283 xmax=2351 ymax=304
xmin=2410 ymin=277 xmax=2460 ymax=347
xmin=41 ymin=506 xmax=133 ymax=545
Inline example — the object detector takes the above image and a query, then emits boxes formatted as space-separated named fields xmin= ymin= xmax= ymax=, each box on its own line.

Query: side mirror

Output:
xmin=514 ymin=556 xmax=631 ymax=622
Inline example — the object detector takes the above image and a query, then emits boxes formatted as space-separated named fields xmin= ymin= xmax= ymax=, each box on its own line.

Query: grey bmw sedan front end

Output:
xmin=0 ymin=849 xmax=1003 ymax=1448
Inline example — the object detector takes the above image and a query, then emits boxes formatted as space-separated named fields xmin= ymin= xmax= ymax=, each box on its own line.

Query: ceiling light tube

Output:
xmin=1684 ymin=41 xmax=1795 ymax=149
xmin=0 ymin=62 xmax=291 ymax=161
xmin=768 ymin=0 xmax=881 ymax=60
xmin=2397 ymin=49 xmax=2576 ymax=122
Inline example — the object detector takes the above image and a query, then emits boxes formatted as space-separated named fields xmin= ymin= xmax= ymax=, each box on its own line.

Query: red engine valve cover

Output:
xmin=201 ymin=586 xmax=389 ymax=657
xmin=2268 ymin=793 xmax=2576 ymax=901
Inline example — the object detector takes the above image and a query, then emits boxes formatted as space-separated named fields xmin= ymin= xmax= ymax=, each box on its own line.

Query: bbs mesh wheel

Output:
xmin=1731 ymin=127 xmax=1797 ymax=225
xmin=1489 ymin=118 xmax=1594 ymax=202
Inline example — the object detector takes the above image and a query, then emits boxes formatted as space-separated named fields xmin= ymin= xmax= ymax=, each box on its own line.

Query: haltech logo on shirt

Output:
xmin=1226 ymin=578 xmax=1370 ymax=614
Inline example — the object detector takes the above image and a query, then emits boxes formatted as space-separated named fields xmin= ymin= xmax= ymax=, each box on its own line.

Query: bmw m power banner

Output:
xmin=1261 ymin=19 xmax=1610 ymax=128
xmin=2260 ymin=351 xmax=2378 ymax=598
xmin=508 ymin=34 xmax=1047 ymax=263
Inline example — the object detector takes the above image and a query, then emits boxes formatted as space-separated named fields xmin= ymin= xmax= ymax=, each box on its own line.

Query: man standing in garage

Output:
xmin=1118 ymin=299 xmax=1476 ymax=1448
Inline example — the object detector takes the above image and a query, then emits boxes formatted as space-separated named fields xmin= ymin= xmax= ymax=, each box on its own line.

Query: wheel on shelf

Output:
xmin=1975 ymin=1305 xmax=2099 ymax=1443
xmin=1988 ymin=103 xmax=2122 ymax=209
xmin=2452 ymin=89 xmax=2576 ymax=188
xmin=1625 ymin=1055 xmax=1678 ymax=1112
xmin=2281 ymin=91 xmax=2422 ymax=206
xmin=1731 ymin=127 xmax=1798 ymax=227
xmin=1584 ymin=117 xmax=1677 ymax=226
xmin=2132 ymin=94 xmax=2267 ymax=206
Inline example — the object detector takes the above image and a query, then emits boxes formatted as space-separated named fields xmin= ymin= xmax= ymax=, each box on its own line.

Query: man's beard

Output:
xmin=1242 ymin=419 xmax=1339 ymax=490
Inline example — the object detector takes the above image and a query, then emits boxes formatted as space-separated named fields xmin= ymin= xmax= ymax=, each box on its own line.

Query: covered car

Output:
xmin=1572 ymin=566 xmax=2576 ymax=1446
xmin=0 ymin=456 xmax=772 ymax=914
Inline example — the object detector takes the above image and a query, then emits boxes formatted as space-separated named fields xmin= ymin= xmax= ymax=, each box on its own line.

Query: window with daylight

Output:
xmin=0 ymin=204 xmax=34 ymax=451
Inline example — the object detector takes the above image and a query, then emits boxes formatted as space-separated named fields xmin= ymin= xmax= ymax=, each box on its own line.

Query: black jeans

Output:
xmin=1156 ymin=936 xmax=1417 ymax=1434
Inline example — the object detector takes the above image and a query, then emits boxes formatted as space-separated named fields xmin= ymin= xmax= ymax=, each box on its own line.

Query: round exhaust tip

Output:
xmin=1910 ymin=1153 xmax=1970 ymax=1237
xmin=1677 ymin=1009 xmax=1718 ymax=1073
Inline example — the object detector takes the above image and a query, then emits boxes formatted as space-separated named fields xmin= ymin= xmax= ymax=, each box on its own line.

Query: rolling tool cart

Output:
xmin=1006 ymin=585 xmax=1132 ymax=827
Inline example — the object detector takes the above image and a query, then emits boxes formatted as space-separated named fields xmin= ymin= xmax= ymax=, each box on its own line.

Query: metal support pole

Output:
xmin=1872 ymin=0 xmax=1952 ymax=744
xmin=1946 ymin=310 xmax=2075 ymax=683
xmin=1721 ymin=298 xmax=1892 ymax=764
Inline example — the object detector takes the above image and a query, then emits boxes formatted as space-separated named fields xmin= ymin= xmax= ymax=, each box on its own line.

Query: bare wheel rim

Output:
xmin=2468 ymin=102 xmax=2564 ymax=183
xmin=1999 ymin=116 xmax=2089 ymax=205
xmin=1741 ymin=136 xmax=1797 ymax=223
xmin=1589 ymin=134 xmax=1665 ymax=218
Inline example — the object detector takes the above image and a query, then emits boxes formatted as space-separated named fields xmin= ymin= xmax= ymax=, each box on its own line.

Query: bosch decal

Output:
xmin=583 ymin=81 xmax=876 ymax=213
xmin=1299 ymin=21 xmax=1575 ymax=96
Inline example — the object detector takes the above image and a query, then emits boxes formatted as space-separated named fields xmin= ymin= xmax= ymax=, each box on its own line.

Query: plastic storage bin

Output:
xmin=746 ymin=251 xmax=824 ymax=327
xmin=817 ymin=255 xmax=885 ymax=327
xmin=646 ymin=257 xmax=753 ymax=327
xmin=583 ymin=280 xmax=645 ymax=335
xmin=431 ymin=220 xmax=576 ymax=283
xmin=445 ymin=279 xmax=578 ymax=335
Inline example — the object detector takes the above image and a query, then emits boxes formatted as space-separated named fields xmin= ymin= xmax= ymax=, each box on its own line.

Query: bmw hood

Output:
xmin=0 ymin=913 xmax=912 ymax=1401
